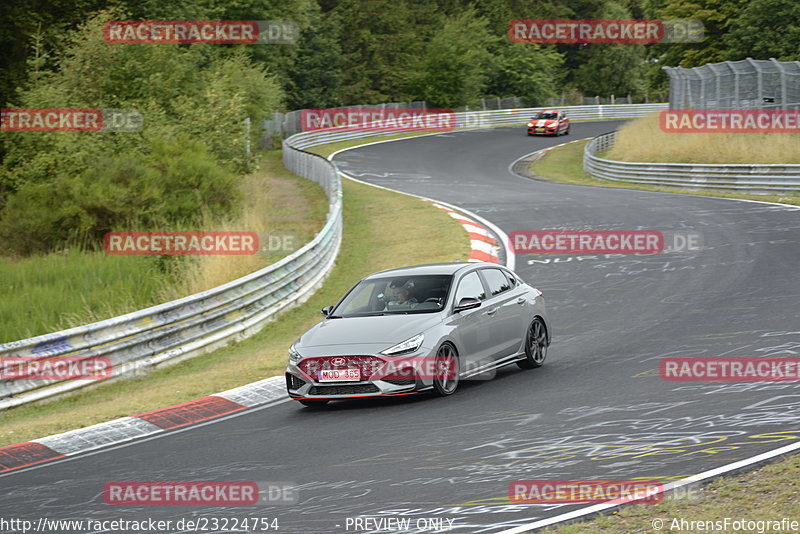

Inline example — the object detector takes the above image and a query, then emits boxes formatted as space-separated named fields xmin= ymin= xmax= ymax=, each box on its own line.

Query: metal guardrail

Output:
xmin=584 ymin=130 xmax=800 ymax=191
xmin=0 ymin=103 xmax=663 ymax=409
xmin=263 ymin=99 xmax=652 ymax=140
xmin=286 ymin=103 xmax=669 ymax=149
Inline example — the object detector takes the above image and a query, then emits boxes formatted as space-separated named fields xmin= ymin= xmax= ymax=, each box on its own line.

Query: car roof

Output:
xmin=365 ymin=261 xmax=500 ymax=279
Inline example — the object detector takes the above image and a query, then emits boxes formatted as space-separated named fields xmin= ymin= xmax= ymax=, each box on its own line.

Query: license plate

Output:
xmin=536 ymin=128 xmax=545 ymax=131
xmin=319 ymin=369 xmax=360 ymax=382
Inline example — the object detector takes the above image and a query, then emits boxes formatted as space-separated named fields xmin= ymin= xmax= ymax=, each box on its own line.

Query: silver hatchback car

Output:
xmin=285 ymin=262 xmax=550 ymax=406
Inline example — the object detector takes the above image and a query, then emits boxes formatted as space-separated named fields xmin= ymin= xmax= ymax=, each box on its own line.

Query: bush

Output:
xmin=0 ymin=11 xmax=281 ymax=256
xmin=0 ymin=135 xmax=239 ymax=255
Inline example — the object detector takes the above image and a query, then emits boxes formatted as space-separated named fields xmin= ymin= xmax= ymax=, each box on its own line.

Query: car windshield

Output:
xmin=332 ymin=275 xmax=453 ymax=317
xmin=531 ymin=112 xmax=558 ymax=120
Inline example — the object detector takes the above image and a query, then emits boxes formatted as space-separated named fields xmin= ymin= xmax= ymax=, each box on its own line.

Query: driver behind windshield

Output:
xmin=385 ymin=280 xmax=418 ymax=310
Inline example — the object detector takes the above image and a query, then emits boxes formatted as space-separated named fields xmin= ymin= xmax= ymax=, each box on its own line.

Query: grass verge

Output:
xmin=543 ymin=453 xmax=800 ymax=533
xmin=607 ymin=113 xmax=800 ymax=164
xmin=0 ymin=251 xmax=172 ymax=343
xmin=530 ymin=139 xmax=800 ymax=207
xmin=0 ymin=143 xmax=470 ymax=447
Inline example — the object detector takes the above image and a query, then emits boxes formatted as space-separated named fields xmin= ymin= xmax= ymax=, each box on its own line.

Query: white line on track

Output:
xmin=497 ymin=440 xmax=800 ymax=533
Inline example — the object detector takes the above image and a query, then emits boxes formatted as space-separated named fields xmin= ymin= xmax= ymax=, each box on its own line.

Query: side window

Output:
xmin=454 ymin=271 xmax=486 ymax=303
xmin=503 ymin=270 xmax=517 ymax=288
xmin=482 ymin=269 xmax=511 ymax=297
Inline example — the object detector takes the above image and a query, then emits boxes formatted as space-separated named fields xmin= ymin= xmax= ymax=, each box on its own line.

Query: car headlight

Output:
xmin=527 ymin=122 xmax=534 ymax=127
xmin=288 ymin=343 xmax=301 ymax=363
xmin=381 ymin=333 xmax=424 ymax=356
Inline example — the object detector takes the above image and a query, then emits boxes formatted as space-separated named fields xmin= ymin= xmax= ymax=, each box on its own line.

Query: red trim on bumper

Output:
xmin=294 ymin=392 xmax=421 ymax=400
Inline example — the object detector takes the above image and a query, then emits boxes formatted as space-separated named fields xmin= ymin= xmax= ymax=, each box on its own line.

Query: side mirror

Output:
xmin=454 ymin=297 xmax=481 ymax=312
xmin=321 ymin=305 xmax=334 ymax=316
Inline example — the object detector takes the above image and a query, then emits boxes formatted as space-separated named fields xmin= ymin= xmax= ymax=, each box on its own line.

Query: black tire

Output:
xmin=517 ymin=318 xmax=548 ymax=369
xmin=432 ymin=343 xmax=460 ymax=396
xmin=565 ymin=126 xmax=570 ymax=135
xmin=299 ymin=399 xmax=329 ymax=407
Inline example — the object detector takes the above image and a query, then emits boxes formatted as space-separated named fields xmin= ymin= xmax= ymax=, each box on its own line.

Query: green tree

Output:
xmin=285 ymin=3 xmax=342 ymax=109
xmin=725 ymin=0 xmax=800 ymax=61
xmin=571 ymin=2 xmax=647 ymax=97
xmin=471 ymin=0 xmax=572 ymax=36
xmin=409 ymin=8 xmax=494 ymax=108
xmin=485 ymin=43 xmax=564 ymax=104
xmin=333 ymin=0 xmax=432 ymax=104
xmin=0 ymin=135 xmax=239 ymax=256
xmin=655 ymin=0 xmax=747 ymax=67
xmin=209 ymin=0 xmax=316 ymax=100
xmin=0 ymin=11 xmax=281 ymax=255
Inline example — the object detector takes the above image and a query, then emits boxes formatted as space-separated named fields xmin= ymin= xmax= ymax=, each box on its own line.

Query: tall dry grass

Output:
xmin=607 ymin=113 xmax=800 ymax=164
xmin=165 ymin=152 xmax=327 ymax=298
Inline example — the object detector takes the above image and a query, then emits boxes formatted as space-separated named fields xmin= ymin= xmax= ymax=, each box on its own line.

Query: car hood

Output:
xmin=299 ymin=313 xmax=441 ymax=349
xmin=531 ymin=118 xmax=557 ymax=127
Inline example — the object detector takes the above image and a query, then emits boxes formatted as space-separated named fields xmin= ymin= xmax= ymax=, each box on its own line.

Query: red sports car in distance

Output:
xmin=527 ymin=110 xmax=570 ymax=136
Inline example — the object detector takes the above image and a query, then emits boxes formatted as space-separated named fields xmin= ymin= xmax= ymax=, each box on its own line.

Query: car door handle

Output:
xmin=483 ymin=308 xmax=497 ymax=316
xmin=517 ymin=297 xmax=526 ymax=305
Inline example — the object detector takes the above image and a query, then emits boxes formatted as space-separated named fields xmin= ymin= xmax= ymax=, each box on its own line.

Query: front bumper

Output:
xmin=285 ymin=352 xmax=436 ymax=401
xmin=528 ymin=126 xmax=557 ymax=135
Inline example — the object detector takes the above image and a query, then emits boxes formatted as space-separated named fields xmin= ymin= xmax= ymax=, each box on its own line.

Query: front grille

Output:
xmin=299 ymin=356 xmax=385 ymax=380
xmin=383 ymin=379 xmax=416 ymax=386
xmin=286 ymin=373 xmax=305 ymax=390
xmin=308 ymin=384 xmax=380 ymax=396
